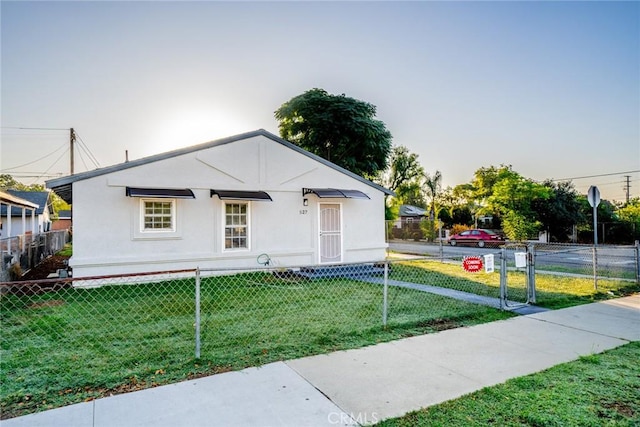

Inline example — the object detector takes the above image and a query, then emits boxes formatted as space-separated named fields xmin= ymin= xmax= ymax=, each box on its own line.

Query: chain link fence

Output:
xmin=534 ymin=242 xmax=639 ymax=283
xmin=0 ymin=230 xmax=69 ymax=281
xmin=388 ymin=239 xmax=639 ymax=306
xmin=3 ymin=245 xmax=638 ymax=419
xmin=2 ymin=258 xmax=516 ymax=419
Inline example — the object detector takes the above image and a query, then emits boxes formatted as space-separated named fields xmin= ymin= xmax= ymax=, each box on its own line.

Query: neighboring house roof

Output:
xmin=0 ymin=190 xmax=39 ymax=210
xmin=46 ymin=129 xmax=394 ymax=203
xmin=399 ymin=204 xmax=427 ymax=217
xmin=57 ymin=210 xmax=72 ymax=219
xmin=0 ymin=190 xmax=51 ymax=216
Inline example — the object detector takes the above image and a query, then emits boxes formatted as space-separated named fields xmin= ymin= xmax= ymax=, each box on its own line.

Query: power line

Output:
xmin=0 ymin=142 xmax=68 ymax=172
xmin=29 ymin=147 xmax=70 ymax=185
xmin=2 ymin=127 xmax=103 ymax=176
xmin=551 ymin=170 xmax=640 ymax=181
xmin=8 ymin=172 xmax=63 ymax=178
xmin=75 ymin=131 xmax=101 ymax=168
xmin=588 ymin=180 xmax=627 ymax=187
xmin=0 ymin=126 xmax=68 ymax=131
xmin=76 ymin=146 xmax=90 ymax=171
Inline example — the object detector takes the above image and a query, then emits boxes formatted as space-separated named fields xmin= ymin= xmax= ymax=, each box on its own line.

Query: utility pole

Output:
xmin=70 ymin=128 xmax=76 ymax=175
xmin=624 ymin=175 xmax=631 ymax=203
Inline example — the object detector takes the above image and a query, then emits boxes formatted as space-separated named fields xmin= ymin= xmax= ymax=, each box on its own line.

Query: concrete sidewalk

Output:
xmin=4 ymin=294 xmax=639 ymax=427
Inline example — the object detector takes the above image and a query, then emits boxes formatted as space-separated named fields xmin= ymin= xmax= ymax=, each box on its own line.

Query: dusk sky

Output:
xmin=1 ymin=1 xmax=638 ymax=202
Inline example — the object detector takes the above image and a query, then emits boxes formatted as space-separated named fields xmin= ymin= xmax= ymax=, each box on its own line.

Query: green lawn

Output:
xmin=378 ymin=341 xmax=640 ymax=426
xmin=2 ymin=258 xmax=637 ymax=419
xmin=0 ymin=271 xmax=511 ymax=419
xmin=390 ymin=259 xmax=639 ymax=309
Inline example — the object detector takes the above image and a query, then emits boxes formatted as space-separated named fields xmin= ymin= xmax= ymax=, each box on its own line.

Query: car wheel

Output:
xmin=450 ymin=240 xmax=457 ymax=246
xmin=477 ymin=240 xmax=485 ymax=248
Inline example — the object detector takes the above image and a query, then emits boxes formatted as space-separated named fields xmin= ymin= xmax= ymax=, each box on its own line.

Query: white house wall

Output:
xmin=70 ymin=134 xmax=387 ymax=277
xmin=4 ymin=212 xmax=49 ymax=237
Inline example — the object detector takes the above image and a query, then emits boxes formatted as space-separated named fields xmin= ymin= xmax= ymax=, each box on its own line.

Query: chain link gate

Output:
xmin=499 ymin=243 xmax=535 ymax=310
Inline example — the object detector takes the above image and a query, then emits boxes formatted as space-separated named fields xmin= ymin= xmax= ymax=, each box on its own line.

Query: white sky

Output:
xmin=1 ymin=1 xmax=639 ymax=201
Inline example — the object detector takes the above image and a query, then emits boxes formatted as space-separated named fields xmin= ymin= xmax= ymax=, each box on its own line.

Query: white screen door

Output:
xmin=319 ymin=203 xmax=342 ymax=263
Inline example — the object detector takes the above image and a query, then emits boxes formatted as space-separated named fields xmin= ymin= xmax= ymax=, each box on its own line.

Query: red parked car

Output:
xmin=448 ymin=229 xmax=504 ymax=247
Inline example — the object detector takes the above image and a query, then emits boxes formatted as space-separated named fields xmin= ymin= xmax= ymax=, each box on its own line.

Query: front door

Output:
xmin=319 ymin=203 xmax=342 ymax=263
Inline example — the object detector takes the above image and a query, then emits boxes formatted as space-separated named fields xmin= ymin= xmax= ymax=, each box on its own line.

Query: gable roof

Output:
xmin=46 ymin=129 xmax=394 ymax=203
xmin=0 ymin=190 xmax=39 ymax=210
xmin=1 ymin=190 xmax=51 ymax=216
xmin=399 ymin=204 xmax=427 ymax=217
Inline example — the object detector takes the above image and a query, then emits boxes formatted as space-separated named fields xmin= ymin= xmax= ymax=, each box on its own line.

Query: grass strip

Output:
xmin=391 ymin=260 xmax=639 ymax=309
xmin=378 ymin=341 xmax=640 ymax=426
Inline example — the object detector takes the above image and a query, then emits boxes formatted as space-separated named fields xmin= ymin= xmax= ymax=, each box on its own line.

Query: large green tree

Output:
xmin=532 ymin=180 xmax=584 ymax=242
xmin=382 ymin=145 xmax=424 ymax=193
xmin=275 ymin=88 xmax=392 ymax=178
xmin=616 ymin=198 xmax=640 ymax=242
xmin=438 ymin=185 xmax=474 ymax=227
xmin=380 ymin=145 xmax=426 ymax=219
xmin=470 ymin=165 xmax=516 ymax=201
xmin=480 ymin=167 xmax=550 ymax=240
xmin=617 ymin=198 xmax=640 ymax=228
xmin=0 ymin=174 xmax=44 ymax=191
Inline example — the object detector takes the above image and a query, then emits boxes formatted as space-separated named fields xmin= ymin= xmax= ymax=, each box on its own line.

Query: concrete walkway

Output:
xmin=364 ymin=276 xmax=550 ymax=315
xmin=3 ymin=294 xmax=639 ymax=427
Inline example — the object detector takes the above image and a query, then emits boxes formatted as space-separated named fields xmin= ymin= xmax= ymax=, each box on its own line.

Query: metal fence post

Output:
xmin=499 ymin=247 xmax=507 ymax=309
xmin=438 ymin=223 xmax=444 ymax=262
xmin=527 ymin=243 xmax=536 ymax=304
xmin=195 ymin=267 xmax=201 ymax=359
xmin=382 ymin=261 xmax=388 ymax=327
xmin=592 ymin=246 xmax=598 ymax=291
xmin=635 ymin=241 xmax=640 ymax=285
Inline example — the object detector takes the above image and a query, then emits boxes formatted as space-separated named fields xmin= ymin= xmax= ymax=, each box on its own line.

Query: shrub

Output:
xmin=450 ymin=224 xmax=472 ymax=236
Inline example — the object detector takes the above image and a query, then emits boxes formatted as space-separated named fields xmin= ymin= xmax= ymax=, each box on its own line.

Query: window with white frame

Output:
xmin=224 ymin=202 xmax=248 ymax=249
xmin=141 ymin=199 xmax=175 ymax=232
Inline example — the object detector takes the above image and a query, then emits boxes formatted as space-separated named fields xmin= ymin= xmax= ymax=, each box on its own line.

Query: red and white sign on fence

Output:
xmin=462 ymin=256 xmax=484 ymax=273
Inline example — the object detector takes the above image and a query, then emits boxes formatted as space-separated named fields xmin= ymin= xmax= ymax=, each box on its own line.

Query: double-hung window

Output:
xmin=224 ymin=202 xmax=248 ymax=249
xmin=141 ymin=199 xmax=175 ymax=232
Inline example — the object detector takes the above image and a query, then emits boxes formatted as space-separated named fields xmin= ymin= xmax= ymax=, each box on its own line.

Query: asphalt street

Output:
xmin=388 ymin=241 xmax=637 ymax=276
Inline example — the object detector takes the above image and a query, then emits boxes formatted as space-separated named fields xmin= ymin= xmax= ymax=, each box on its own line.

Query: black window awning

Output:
xmin=210 ymin=190 xmax=273 ymax=201
xmin=302 ymin=188 xmax=370 ymax=199
xmin=126 ymin=187 xmax=195 ymax=199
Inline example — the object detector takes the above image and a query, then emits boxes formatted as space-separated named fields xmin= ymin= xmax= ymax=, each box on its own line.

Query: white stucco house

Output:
xmin=46 ymin=129 xmax=393 ymax=278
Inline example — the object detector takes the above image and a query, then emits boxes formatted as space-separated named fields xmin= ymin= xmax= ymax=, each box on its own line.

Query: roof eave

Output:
xmin=46 ymin=129 xmax=395 ymax=198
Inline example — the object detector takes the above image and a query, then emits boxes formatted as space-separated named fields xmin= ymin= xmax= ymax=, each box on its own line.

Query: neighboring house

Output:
xmin=52 ymin=210 xmax=72 ymax=231
xmin=390 ymin=205 xmax=428 ymax=240
xmin=398 ymin=205 xmax=427 ymax=224
xmin=0 ymin=190 xmax=40 ymax=239
xmin=0 ymin=190 xmax=52 ymax=237
xmin=46 ymin=129 xmax=393 ymax=278
xmin=393 ymin=204 xmax=428 ymax=228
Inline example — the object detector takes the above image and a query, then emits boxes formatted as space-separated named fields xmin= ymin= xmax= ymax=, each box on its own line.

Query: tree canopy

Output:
xmin=275 ymin=88 xmax=392 ymax=178
xmin=532 ymin=180 xmax=584 ymax=241
xmin=380 ymin=145 xmax=426 ymax=216
xmin=382 ymin=146 xmax=424 ymax=193
xmin=0 ymin=174 xmax=45 ymax=192
xmin=482 ymin=167 xmax=550 ymax=240
xmin=617 ymin=198 xmax=640 ymax=227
